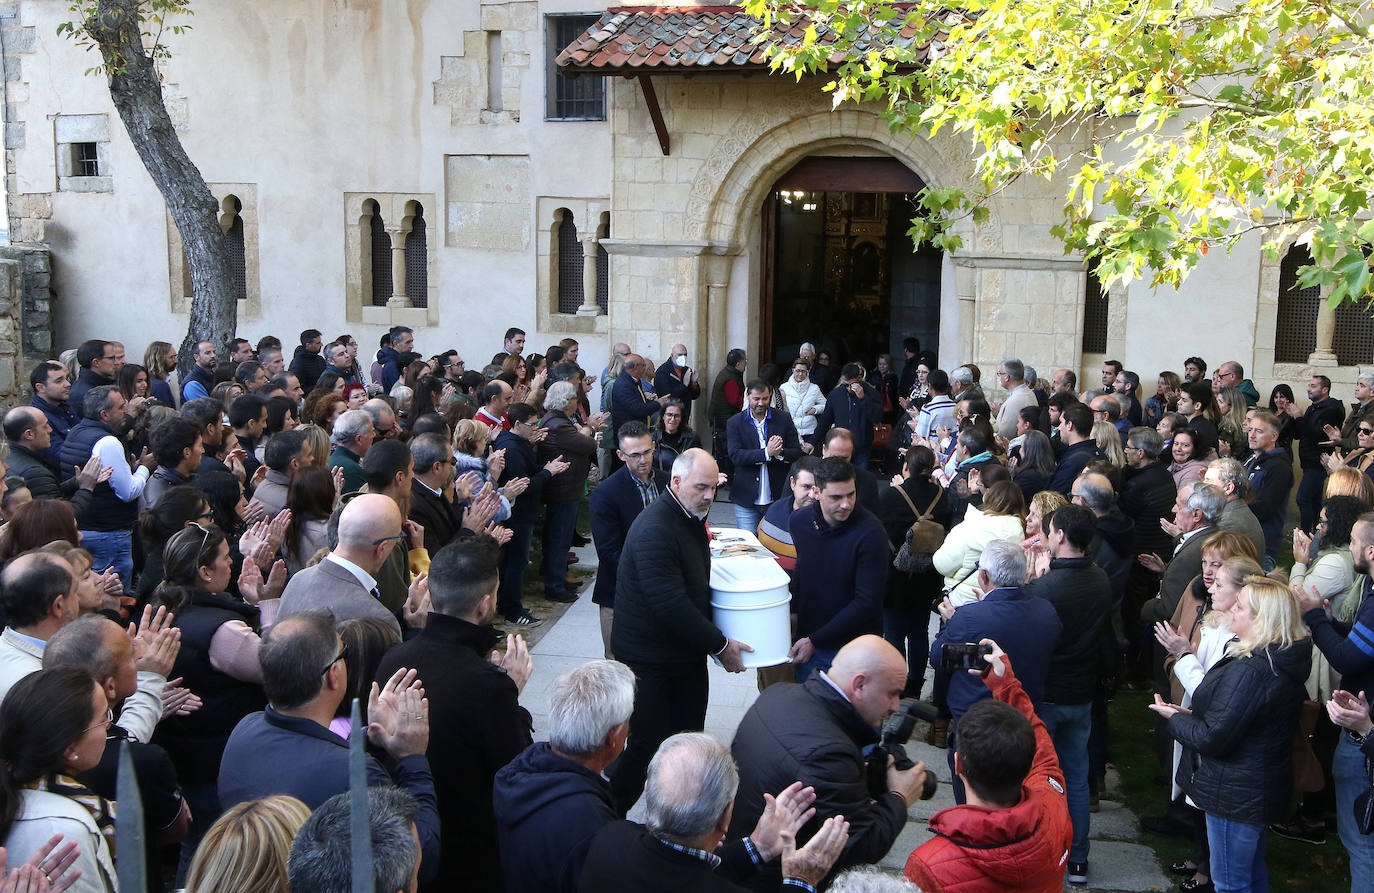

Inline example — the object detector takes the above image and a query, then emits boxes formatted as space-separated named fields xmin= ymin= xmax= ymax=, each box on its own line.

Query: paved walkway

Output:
xmin=520 ymin=502 xmax=1171 ymax=892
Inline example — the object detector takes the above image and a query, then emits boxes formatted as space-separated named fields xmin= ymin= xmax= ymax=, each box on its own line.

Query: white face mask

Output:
xmin=674 ymin=355 xmax=687 ymax=368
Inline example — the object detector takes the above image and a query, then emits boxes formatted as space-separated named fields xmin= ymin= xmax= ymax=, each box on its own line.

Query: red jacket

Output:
xmin=904 ymin=660 xmax=1072 ymax=893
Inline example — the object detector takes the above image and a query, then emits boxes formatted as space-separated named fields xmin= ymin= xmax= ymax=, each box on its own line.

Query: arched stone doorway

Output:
xmin=760 ymin=155 xmax=943 ymax=369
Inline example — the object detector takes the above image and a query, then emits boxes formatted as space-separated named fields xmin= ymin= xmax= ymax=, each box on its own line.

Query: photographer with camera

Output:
xmin=904 ymin=639 xmax=1074 ymax=892
xmin=929 ymin=539 xmax=1061 ymax=805
xmin=728 ymin=635 xmax=929 ymax=890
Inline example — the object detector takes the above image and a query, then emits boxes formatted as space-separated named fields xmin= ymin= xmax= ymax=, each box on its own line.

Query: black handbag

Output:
xmin=1356 ymin=752 xmax=1374 ymax=836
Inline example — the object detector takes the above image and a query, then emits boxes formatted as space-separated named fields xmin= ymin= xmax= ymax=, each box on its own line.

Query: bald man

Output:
xmin=653 ymin=343 xmax=702 ymax=406
xmin=278 ymin=493 xmax=405 ymax=636
xmin=608 ymin=448 xmax=752 ymax=816
xmin=729 ymin=635 xmax=929 ymax=887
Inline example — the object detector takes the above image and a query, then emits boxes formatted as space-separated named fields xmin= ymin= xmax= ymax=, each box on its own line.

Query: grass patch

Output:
xmin=1108 ymin=690 xmax=1349 ymax=889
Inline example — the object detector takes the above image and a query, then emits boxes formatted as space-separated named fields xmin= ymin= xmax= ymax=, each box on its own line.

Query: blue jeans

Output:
xmin=1335 ymin=732 xmax=1374 ymax=892
xmin=1297 ymin=466 xmax=1326 ymax=533
xmin=498 ymin=521 xmax=536 ymax=619
xmin=733 ymin=503 xmax=765 ymax=535
xmin=542 ymin=500 xmax=580 ymax=598
xmin=853 ymin=446 xmax=871 ymax=470
xmin=1040 ymin=702 xmax=1092 ymax=863
xmin=883 ymin=606 xmax=928 ymax=694
xmin=793 ymin=647 xmax=838 ymax=683
xmin=80 ymin=529 xmax=133 ymax=593
xmin=1206 ymin=814 xmax=1268 ymax=893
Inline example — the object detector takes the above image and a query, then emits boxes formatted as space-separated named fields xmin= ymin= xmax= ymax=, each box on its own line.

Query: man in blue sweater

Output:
xmin=931 ymin=538 xmax=1061 ymax=804
xmin=787 ymin=457 xmax=889 ymax=682
xmin=1300 ymin=512 xmax=1374 ymax=889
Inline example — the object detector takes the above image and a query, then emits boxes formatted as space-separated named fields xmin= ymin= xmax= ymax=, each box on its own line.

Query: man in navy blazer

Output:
xmin=589 ymin=421 xmax=670 ymax=659
xmin=609 ymin=355 xmax=665 ymax=455
xmin=726 ymin=378 xmax=803 ymax=533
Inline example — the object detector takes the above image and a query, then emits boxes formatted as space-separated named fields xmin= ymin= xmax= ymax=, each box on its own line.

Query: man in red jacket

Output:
xmin=905 ymin=640 xmax=1073 ymax=893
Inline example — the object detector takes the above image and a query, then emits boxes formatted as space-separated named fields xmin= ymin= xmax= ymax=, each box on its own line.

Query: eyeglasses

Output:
xmin=319 ymin=645 xmax=346 ymax=677
xmin=85 ymin=707 xmax=114 ymax=734
xmin=372 ymin=533 xmax=409 ymax=546
xmin=621 ymin=449 xmax=655 ymax=461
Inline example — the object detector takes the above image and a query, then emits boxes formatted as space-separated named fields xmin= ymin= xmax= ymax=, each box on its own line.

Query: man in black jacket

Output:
xmin=374 ymin=536 xmax=535 ymax=893
xmin=288 ymin=328 xmax=326 ymax=391
xmin=812 ymin=364 xmax=882 ymax=468
xmin=495 ymin=404 xmax=570 ymax=625
xmin=588 ymin=421 xmax=669 ymax=658
xmin=29 ymin=360 xmax=78 ymax=462
xmin=70 ymin=339 xmax=120 ymax=418
xmin=729 ymin=635 xmax=928 ymax=889
xmin=727 ymin=378 xmax=804 ymax=533
xmin=608 ymin=447 xmax=753 ymax=814
xmin=1119 ymin=426 xmax=1178 ymax=682
xmin=1243 ymin=411 xmax=1295 ymax=569
xmin=1022 ymin=504 xmax=1113 ymax=880
xmin=408 ymin=433 xmax=461 ymax=555
xmin=1294 ymin=374 xmax=1346 ymax=532
xmin=2 ymin=406 xmax=99 ymax=519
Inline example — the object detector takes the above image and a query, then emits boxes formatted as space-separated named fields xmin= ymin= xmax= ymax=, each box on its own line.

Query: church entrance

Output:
xmin=761 ymin=156 xmax=942 ymax=373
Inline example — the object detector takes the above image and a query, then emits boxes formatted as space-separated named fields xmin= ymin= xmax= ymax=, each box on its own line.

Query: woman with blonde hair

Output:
xmin=296 ymin=424 xmax=331 ymax=470
xmin=1151 ymin=577 xmax=1311 ymax=893
xmin=1091 ymin=419 xmax=1125 ymax=468
xmin=1022 ymin=490 xmax=1068 ymax=579
xmin=453 ymin=419 xmax=513 ymax=523
xmin=1322 ymin=464 xmax=1374 ymax=507
xmin=1154 ymin=552 xmax=1263 ymax=891
xmin=1215 ymin=387 xmax=1248 ymax=459
xmin=933 ymin=480 xmax=1025 ymax=606
xmin=143 ymin=339 xmax=178 ymax=406
xmin=184 ymin=795 xmax=310 ymax=893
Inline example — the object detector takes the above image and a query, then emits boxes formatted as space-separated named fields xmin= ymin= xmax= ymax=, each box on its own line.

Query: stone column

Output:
xmin=1309 ymin=299 xmax=1338 ymax=366
xmin=577 ymin=206 xmax=603 ymax=317
xmin=387 ymin=228 xmax=409 ymax=309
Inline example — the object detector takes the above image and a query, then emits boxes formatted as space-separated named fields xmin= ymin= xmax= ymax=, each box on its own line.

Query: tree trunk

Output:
xmin=88 ymin=0 xmax=236 ymax=378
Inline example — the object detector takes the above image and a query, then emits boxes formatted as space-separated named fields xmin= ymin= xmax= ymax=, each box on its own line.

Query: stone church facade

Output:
xmin=0 ymin=0 xmax=1365 ymax=409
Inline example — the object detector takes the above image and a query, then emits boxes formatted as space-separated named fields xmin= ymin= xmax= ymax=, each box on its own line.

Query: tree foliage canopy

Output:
xmin=744 ymin=0 xmax=1374 ymax=306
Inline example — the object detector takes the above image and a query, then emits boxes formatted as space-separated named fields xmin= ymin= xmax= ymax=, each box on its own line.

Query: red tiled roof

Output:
xmin=555 ymin=5 xmax=947 ymax=75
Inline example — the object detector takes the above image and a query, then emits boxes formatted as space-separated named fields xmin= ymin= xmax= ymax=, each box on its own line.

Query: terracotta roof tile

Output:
xmin=555 ymin=5 xmax=952 ymax=75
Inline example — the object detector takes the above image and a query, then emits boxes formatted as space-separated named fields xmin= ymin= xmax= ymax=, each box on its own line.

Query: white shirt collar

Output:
xmin=326 ymin=554 xmax=379 ymax=593
xmin=817 ymin=671 xmax=852 ymax=704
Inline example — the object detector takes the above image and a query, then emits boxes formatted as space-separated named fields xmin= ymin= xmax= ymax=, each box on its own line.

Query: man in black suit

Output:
xmin=588 ymin=420 xmax=670 ymax=658
xmin=608 ymin=448 xmax=753 ymax=815
xmin=408 ymin=432 xmax=462 ymax=555
xmin=581 ymin=732 xmax=848 ymax=893
xmin=494 ymin=403 xmax=570 ymax=626
xmin=374 ymin=536 xmax=535 ymax=893
xmin=726 ymin=378 xmax=804 ymax=533
xmin=811 ymin=364 xmax=882 ymax=468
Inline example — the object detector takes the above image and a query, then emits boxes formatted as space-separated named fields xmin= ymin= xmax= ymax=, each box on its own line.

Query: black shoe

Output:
xmin=1179 ymin=877 xmax=1213 ymax=893
xmin=1169 ymin=861 xmax=1198 ymax=877
xmin=571 ymin=531 xmax=591 ymax=546
xmin=546 ymin=590 xmax=580 ymax=603
xmin=1269 ymin=819 xmax=1326 ymax=845
xmin=1140 ymin=815 xmax=1191 ymax=837
xmin=506 ymin=611 xmax=543 ymax=627
xmin=1066 ymin=862 xmax=1087 ymax=886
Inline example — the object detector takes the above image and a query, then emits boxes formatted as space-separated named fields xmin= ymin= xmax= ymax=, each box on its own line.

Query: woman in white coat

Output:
xmin=779 ymin=358 xmax=825 ymax=441
xmin=1154 ymin=554 xmax=1262 ymax=892
xmin=933 ymin=480 xmax=1026 ymax=606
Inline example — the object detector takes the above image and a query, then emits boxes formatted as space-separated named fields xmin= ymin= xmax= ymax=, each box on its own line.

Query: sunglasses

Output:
xmin=372 ymin=533 xmax=409 ymax=547
xmin=189 ymin=521 xmax=213 ymax=556
xmin=1360 ymin=428 xmax=1374 ymax=435
xmin=319 ymin=644 xmax=346 ymax=677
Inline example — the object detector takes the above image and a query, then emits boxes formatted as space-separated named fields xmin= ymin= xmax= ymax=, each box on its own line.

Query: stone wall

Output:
xmin=0 ymin=244 xmax=51 ymax=408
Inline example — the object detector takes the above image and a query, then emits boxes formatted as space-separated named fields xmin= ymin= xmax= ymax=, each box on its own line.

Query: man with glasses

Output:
xmin=589 ymin=421 xmax=670 ymax=656
xmin=216 ymin=611 xmax=441 ymax=885
xmin=1328 ymin=372 xmax=1374 ymax=451
xmin=279 ymin=493 xmax=416 ymax=636
xmin=993 ymin=357 xmax=1037 ymax=439
xmin=497 ymin=404 xmax=571 ymax=628
xmin=1212 ymin=360 xmax=1260 ymax=407
xmin=363 ymin=397 xmax=401 ymax=441
xmin=408 ymin=432 xmax=462 ymax=555
xmin=70 ymin=339 xmax=122 ymax=418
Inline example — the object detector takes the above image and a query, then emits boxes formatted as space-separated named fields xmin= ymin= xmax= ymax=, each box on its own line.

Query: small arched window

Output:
xmin=596 ymin=212 xmax=610 ymax=312
xmin=556 ymin=208 xmax=584 ymax=314
xmin=1275 ymin=243 xmax=1320 ymax=363
xmin=221 ymin=195 xmax=247 ymax=301
xmin=368 ymin=200 xmax=392 ymax=307
xmin=405 ymin=203 xmax=428 ymax=308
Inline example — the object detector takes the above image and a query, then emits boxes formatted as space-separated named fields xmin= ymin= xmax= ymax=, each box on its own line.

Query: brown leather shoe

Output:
xmin=567 ymin=551 xmax=579 ymax=565
xmin=925 ymin=718 xmax=950 ymax=747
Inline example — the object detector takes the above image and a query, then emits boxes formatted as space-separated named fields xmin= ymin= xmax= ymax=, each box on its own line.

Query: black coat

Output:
xmin=876 ymin=477 xmax=950 ymax=611
xmin=538 ymin=410 xmax=596 ymax=503
xmin=588 ymin=466 xmax=670 ymax=608
xmin=374 ymin=613 xmax=534 ymax=892
xmin=1170 ymin=640 xmax=1312 ymax=824
xmin=813 ymin=380 xmax=883 ymax=450
xmin=1119 ymin=461 xmax=1178 ymax=558
xmin=610 ymin=492 xmax=726 ymax=668
xmin=1297 ymin=396 xmax=1345 ymax=468
xmin=408 ymin=479 xmax=461 ymax=555
xmin=726 ymin=408 xmax=803 ymax=506
xmin=494 ymin=429 xmax=553 ymax=527
xmin=580 ymin=821 xmax=759 ymax=893
xmin=728 ymin=677 xmax=908 ymax=889
xmin=493 ymin=742 xmax=616 ymax=893
xmin=6 ymin=444 xmax=92 ymax=522
xmin=1022 ymin=556 xmax=1114 ymax=704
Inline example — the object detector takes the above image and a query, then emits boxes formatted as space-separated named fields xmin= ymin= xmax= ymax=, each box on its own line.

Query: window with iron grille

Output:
xmin=547 ymin=16 xmax=605 ymax=120
xmin=596 ymin=213 xmax=609 ymax=312
xmin=1334 ymin=293 xmax=1374 ymax=367
xmin=1081 ymin=261 xmax=1109 ymax=354
xmin=369 ymin=202 xmax=392 ymax=307
xmin=223 ymin=196 xmax=247 ymax=301
xmin=1275 ymin=244 xmax=1319 ymax=363
xmin=405 ymin=205 xmax=428 ymax=309
xmin=72 ymin=142 xmax=99 ymax=177
xmin=556 ymin=209 xmax=584 ymax=313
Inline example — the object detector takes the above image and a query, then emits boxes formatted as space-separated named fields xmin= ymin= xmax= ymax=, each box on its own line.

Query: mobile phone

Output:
xmin=941 ymin=642 xmax=993 ymax=672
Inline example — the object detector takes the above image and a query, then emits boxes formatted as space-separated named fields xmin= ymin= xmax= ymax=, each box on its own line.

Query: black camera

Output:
xmin=867 ymin=698 xmax=938 ymax=801
xmin=941 ymin=642 xmax=993 ymax=672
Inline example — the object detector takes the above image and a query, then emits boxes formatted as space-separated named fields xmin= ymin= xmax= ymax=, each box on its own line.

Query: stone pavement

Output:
xmin=519 ymin=501 xmax=1172 ymax=892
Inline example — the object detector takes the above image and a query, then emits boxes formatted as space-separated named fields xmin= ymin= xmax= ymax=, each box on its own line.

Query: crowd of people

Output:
xmin=0 ymin=324 xmax=1368 ymax=893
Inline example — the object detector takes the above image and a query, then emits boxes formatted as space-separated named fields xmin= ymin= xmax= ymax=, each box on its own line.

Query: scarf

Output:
xmin=35 ymin=772 xmax=117 ymax=857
